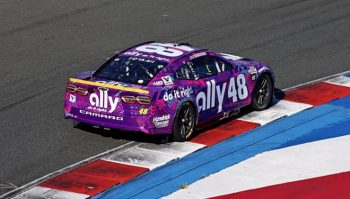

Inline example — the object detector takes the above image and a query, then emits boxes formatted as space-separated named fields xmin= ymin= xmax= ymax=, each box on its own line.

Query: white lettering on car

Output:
xmin=79 ymin=110 xmax=123 ymax=121
xmin=216 ymin=82 xmax=226 ymax=113
xmin=152 ymin=114 xmax=170 ymax=128
xmin=196 ymin=75 xmax=248 ymax=113
xmin=89 ymin=88 xmax=120 ymax=113
xmin=163 ymin=87 xmax=193 ymax=101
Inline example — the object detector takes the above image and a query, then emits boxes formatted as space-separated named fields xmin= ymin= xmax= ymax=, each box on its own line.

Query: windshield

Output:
xmin=93 ymin=56 xmax=167 ymax=85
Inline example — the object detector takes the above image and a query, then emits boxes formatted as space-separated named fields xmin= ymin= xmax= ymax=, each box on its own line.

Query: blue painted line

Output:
xmin=279 ymin=96 xmax=350 ymax=148
xmin=94 ymin=96 xmax=350 ymax=199
xmin=329 ymin=95 xmax=350 ymax=108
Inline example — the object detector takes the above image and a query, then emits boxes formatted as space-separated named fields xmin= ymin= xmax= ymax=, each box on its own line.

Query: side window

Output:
xmin=210 ymin=56 xmax=233 ymax=72
xmin=175 ymin=62 xmax=199 ymax=80
xmin=175 ymin=56 xmax=232 ymax=80
xmin=192 ymin=56 xmax=218 ymax=78
xmin=191 ymin=56 xmax=218 ymax=79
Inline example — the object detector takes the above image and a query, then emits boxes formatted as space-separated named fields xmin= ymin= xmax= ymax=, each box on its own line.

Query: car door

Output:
xmin=210 ymin=55 xmax=251 ymax=113
xmin=175 ymin=55 xmax=232 ymax=126
xmin=220 ymin=54 xmax=252 ymax=110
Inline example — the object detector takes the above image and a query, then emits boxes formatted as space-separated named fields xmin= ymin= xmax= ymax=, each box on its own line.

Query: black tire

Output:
xmin=172 ymin=101 xmax=196 ymax=142
xmin=251 ymin=74 xmax=273 ymax=111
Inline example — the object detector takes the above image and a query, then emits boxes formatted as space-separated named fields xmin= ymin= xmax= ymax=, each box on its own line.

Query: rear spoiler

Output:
xmin=69 ymin=78 xmax=149 ymax=95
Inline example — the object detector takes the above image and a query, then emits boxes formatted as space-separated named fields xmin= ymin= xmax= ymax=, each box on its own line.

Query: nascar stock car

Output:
xmin=64 ymin=42 xmax=275 ymax=141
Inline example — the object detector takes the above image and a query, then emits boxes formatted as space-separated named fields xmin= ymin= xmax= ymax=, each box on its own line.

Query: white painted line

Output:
xmin=11 ymin=186 xmax=89 ymax=199
xmin=1 ymin=141 xmax=136 ymax=199
xmin=165 ymin=135 xmax=350 ymax=199
xmin=102 ymin=142 xmax=205 ymax=170
xmin=239 ymin=100 xmax=312 ymax=125
xmin=103 ymin=146 xmax=179 ymax=169
xmin=282 ymin=70 xmax=350 ymax=92
xmin=137 ymin=142 xmax=205 ymax=158
xmin=325 ymin=74 xmax=350 ymax=87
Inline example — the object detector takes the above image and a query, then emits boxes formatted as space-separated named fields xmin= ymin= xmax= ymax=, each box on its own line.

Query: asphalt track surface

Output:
xmin=0 ymin=0 xmax=349 ymax=196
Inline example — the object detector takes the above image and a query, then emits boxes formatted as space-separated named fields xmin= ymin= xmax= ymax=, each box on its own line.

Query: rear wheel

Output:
xmin=172 ymin=102 xmax=196 ymax=142
xmin=251 ymin=74 xmax=273 ymax=111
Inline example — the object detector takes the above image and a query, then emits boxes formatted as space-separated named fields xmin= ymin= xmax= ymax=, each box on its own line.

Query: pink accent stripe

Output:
xmin=210 ymin=171 xmax=350 ymax=199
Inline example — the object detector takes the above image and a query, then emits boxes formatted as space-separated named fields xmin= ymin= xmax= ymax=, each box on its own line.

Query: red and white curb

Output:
xmin=12 ymin=187 xmax=89 ymax=199
xmin=4 ymin=71 xmax=350 ymax=199
xmin=9 ymin=142 xmax=205 ymax=198
xmin=101 ymin=142 xmax=204 ymax=169
xmin=239 ymin=100 xmax=311 ymax=125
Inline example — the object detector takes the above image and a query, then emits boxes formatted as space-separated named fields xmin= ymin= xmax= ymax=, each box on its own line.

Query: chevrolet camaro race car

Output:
xmin=64 ymin=42 xmax=275 ymax=141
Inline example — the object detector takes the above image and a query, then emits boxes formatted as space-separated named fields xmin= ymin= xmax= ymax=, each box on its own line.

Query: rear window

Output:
xmin=93 ymin=56 xmax=167 ymax=85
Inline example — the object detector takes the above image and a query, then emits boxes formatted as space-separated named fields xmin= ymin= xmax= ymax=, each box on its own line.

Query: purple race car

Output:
xmin=64 ymin=42 xmax=274 ymax=141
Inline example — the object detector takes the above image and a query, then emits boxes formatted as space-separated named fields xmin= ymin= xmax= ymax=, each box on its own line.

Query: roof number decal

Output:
xmin=136 ymin=43 xmax=194 ymax=57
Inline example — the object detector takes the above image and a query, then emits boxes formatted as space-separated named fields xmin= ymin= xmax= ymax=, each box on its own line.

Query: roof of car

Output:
xmin=119 ymin=42 xmax=204 ymax=63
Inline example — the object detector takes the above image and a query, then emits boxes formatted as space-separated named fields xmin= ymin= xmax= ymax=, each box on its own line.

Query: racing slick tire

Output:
xmin=251 ymin=74 xmax=274 ymax=111
xmin=172 ymin=101 xmax=196 ymax=142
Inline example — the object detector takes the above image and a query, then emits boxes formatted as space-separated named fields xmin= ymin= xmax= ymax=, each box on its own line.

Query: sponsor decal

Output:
xmin=248 ymin=67 xmax=257 ymax=80
xmin=187 ymin=62 xmax=200 ymax=80
xmin=163 ymin=86 xmax=193 ymax=101
xmin=248 ymin=66 xmax=257 ymax=74
xmin=89 ymin=88 xmax=120 ymax=113
xmin=196 ymin=80 xmax=226 ymax=113
xmin=153 ymin=114 xmax=170 ymax=128
xmin=152 ymin=80 xmax=164 ymax=86
xmin=161 ymin=75 xmax=174 ymax=85
xmin=196 ymin=74 xmax=248 ymax=113
xmin=128 ymin=56 xmax=156 ymax=63
xmin=79 ymin=110 xmax=123 ymax=121
xmin=123 ymin=51 xmax=143 ymax=57
xmin=69 ymin=94 xmax=76 ymax=103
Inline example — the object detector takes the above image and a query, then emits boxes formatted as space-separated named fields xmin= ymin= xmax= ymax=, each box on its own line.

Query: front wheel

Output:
xmin=172 ymin=102 xmax=196 ymax=142
xmin=251 ymin=74 xmax=273 ymax=111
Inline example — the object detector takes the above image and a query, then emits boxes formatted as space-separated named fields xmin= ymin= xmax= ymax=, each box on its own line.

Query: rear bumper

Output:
xmin=64 ymin=109 xmax=171 ymax=135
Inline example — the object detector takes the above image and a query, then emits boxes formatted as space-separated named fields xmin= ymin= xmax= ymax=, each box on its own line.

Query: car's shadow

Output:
xmin=76 ymin=88 xmax=285 ymax=144
xmin=75 ymin=123 xmax=167 ymax=144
